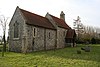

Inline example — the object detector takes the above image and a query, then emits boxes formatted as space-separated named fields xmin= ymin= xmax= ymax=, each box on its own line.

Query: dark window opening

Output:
xmin=49 ymin=32 xmax=50 ymax=39
xmin=34 ymin=28 xmax=35 ymax=36
xmin=32 ymin=38 xmax=35 ymax=50
xmin=14 ymin=21 xmax=19 ymax=38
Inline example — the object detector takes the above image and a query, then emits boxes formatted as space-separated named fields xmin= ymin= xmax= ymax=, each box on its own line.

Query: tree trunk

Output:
xmin=2 ymin=32 xmax=6 ymax=57
xmin=2 ymin=38 xmax=4 ymax=57
xmin=3 ymin=32 xmax=6 ymax=52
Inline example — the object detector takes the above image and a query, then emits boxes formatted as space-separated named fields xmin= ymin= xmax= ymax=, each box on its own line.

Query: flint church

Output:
xmin=9 ymin=6 xmax=76 ymax=53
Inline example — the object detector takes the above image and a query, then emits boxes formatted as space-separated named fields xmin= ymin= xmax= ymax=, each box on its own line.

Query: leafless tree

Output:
xmin=73 ymin=16 xmax=100 ymax=43
xmin=73 ymin=16 xmax=84 ymax=42
xmin=81 ymin=25 xmax=100 ymax=43
xmin=0 ymin=15 xmax=8 ymax=57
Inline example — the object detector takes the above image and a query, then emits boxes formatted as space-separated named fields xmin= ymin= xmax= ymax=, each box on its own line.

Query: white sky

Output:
xmin=0 ymin=0 xmax=100 ymax=37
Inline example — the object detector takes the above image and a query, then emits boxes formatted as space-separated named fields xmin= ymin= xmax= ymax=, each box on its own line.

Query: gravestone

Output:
xmin=81 ymin=46 xmax=91 ymax=52
xmin=84 ymin=46 xmax=91 ymax=52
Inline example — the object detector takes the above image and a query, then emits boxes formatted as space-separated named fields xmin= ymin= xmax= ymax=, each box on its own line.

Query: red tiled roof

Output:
xmin=66 ymin=29 xmax=76 ymax=38
xmin=20 ymin=8 xmax=56 ymax=30
xmin=50 ymin=15 xmax=71 ymax=29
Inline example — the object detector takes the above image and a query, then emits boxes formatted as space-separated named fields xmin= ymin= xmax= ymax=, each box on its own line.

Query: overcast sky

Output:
xmin=0 ymin=0 xmax=100 ymax=37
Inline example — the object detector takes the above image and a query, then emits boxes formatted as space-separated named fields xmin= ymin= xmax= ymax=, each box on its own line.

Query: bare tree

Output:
xmin=73 ymin=16 xmax=84 ymax=43
xmin=73 ymin=16 xmax=100 ymax=44
xmin=80 ymin=25 xmax=100 ymax=43
xmin=0 ymin=15 xmax=8 ymax=57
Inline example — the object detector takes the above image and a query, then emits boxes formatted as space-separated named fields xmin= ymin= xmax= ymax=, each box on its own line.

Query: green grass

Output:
xmin=0 ymin=45 xmax=3 ymax=51
xmin=0 ymin=45 xmax=8 ymax=52
xmin=0 ymin=45 xmax=3 ymax=47
xmin=0 ymin=44 xmax=100 ymax=67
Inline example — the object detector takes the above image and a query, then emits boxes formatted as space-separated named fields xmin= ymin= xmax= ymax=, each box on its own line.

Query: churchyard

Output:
xmin=0 ymin=44 xmax=100 ymax=67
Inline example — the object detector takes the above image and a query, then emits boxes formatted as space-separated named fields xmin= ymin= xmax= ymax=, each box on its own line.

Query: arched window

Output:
xmin=14 ymin=21 xmax=19 ymax=38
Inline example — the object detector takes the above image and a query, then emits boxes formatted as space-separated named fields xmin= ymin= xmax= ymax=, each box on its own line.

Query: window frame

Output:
xmin=33 ymin=27 xmax=37 ymax=38
xmin=13 ymin=21 xmax=19 ymax=39
xmin=48 ymin=32 xmax=51 ymax=39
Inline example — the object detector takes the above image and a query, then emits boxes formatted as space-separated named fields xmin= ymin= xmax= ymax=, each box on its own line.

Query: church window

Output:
xmin=33 ymin=27 xmax=37 ymax=37
xmin=49 ymin=32 xmax=50 ymax=39
xmin=14 ymin=21 xmax=19 ymax=38
xmin=34 ymin=28 xmax=35 ymax=36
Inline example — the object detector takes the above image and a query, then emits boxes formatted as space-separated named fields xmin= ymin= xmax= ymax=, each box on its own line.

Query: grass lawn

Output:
xmin=0 ymin=44 xmax=100 ymax=67
xmin=0 ymin=45 xmax=3 ymax=51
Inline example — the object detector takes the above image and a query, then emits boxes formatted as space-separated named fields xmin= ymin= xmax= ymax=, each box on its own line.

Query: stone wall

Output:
xmin=57 ymin=27 xmax=67 ymax=48
xmin=25 ymin=25 xmax=45 ymax=52
xmin=26 ymin=25 xmax=56 ymax=52
xmin=9 ymin=8 xmax=25 ymax=52
xmin=45 ymin=13 xmax=68 ymax=49
xmin=45 ymin=29 xmax=56 ymax=50
xmin=9 ymin=8 xmax=57 ymax=52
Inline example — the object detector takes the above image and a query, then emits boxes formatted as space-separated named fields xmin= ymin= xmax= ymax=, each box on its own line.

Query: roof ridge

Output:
xmin=49 ymin=14 xmax=66 ymax=22
xmin=49 ymin=14 xmax=71 ymax=29
xmin=49 ymin=14 xmax=68 ymax=24
xmin=49 ymin=14 xmax=61 ymax=20
xmin=19 ymin=8 xmax=46 ymax=19
xmin=18 ymin=7 xmax=56 ymax=30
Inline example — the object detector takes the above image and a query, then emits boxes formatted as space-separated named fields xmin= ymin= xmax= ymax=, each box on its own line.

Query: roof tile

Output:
xmin=50 ymin=15 xmax=71 ymax=29
xmin=66 ymin=29 xmax=76 ymax=38
xmin=20 ymin=8 xmax=56 ymax=30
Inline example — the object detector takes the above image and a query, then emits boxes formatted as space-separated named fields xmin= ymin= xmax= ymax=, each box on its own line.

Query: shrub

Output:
xmin=91 ymin=38 xmax=96 ymax=44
